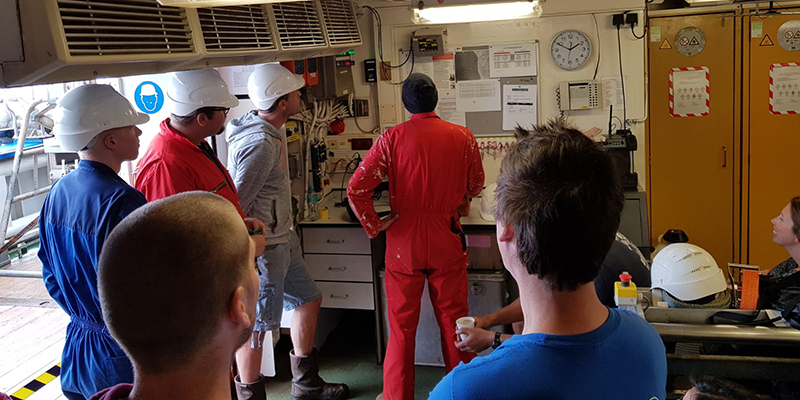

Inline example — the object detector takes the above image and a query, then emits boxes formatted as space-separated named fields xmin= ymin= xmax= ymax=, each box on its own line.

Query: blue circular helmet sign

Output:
xmin=134 ymin=81 xmax=164 ymax=114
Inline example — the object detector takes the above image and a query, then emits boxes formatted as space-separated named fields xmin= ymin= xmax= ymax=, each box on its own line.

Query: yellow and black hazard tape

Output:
xmin=10 ymin=363 xmax=61 ymax=400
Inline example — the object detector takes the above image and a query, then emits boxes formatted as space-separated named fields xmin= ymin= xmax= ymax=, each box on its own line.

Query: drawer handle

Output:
xmin=329 ymin=294 xmax=349 ymax=299
xmin=327 ymin=239 xmax=346 ymax=244
xmin=328 ymin=266 xmax=347 ymax=271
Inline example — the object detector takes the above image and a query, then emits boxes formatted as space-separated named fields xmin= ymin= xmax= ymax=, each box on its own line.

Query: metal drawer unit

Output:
xmin=302 ymin=226 xmax=375 ymax=310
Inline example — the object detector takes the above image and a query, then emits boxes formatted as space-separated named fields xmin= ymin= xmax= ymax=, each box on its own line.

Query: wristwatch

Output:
xmin=491 ymin=331 xmax=502 ymax=349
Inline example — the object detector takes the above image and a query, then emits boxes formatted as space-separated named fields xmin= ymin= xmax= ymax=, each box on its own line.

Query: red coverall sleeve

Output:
xmin=465 ymin=135 xmax=485 ymax=198
xmin=135 ymin=161 xmax=198 ymax=202
xmin=346 ymin=133 xmax=390 ymax=238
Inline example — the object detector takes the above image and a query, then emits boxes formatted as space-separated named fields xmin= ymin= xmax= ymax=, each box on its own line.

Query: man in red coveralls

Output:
xmin=346 ymin=73 xmax=485 ymax=400
xmin=135 ymin=68 xmax=267 ymax=255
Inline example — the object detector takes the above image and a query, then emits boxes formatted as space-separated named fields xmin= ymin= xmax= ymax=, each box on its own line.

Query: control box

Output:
xmin=412 ymin=33 xmax=445 ymax=56
xmin=364 ymin=59 xmax=377 ymax=83
xmin=312 ymin=56 xmax=355 ymax=99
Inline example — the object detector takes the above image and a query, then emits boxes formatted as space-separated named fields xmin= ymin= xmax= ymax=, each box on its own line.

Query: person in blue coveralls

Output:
xmin=427 ymin=119 xmax=668 ymax=400
xmin=38 ymin=84 xmax=149 ymax=400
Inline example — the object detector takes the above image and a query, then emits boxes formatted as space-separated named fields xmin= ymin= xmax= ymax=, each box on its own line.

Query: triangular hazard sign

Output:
xmin=659 ymin=38 xmax=673 ymax=50
xmin=690 ymin=37 xmax=700 ymax=45
xmin=795 ymin=31 xmax=800 ymax=39
xmin=760 ymin=34 xmax=774 ymax=46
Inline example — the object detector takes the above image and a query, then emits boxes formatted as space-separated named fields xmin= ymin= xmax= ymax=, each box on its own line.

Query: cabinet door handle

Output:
xmin=328 ymin=266 xmax=347 ymax=271
xmin=327 ymin=239 xmax=345 ymax=244
xmin=722 ymin=146 xmax=727 ymax=168
xmin=330 ymin=294 xmax=349 ymax=299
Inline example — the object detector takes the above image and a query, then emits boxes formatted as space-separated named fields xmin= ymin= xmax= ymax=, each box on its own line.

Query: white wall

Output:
xmin=367 ymin=0 xmax=648 ymax=188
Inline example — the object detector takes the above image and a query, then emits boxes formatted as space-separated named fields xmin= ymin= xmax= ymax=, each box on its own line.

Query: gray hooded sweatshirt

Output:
xmin=226 ymin=111 xmax=292 ymax=244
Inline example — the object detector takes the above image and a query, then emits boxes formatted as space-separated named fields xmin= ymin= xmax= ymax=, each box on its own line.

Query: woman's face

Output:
xmin=771 ymin=203 xmax=799 ymax=247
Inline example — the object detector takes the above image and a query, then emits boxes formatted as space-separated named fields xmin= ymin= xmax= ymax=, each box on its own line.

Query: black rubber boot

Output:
xmin=290 ymin=349 xmax=349 ymax=400
xmin=234 ymin=374 xmax=267 ymax=400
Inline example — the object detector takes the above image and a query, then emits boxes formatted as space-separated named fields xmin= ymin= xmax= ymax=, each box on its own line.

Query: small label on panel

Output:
xmin=760 ymin=35 xmax=774 ymax=47
xmin=769 ymin=63 xmax=800 ymax=115
xmin=659 ymin=39 xmax=673 ymax=50
xmin=751 ymin=21 xmax=763 ymax=38
xmin=651 ymin=26 xmax=662 ymax=42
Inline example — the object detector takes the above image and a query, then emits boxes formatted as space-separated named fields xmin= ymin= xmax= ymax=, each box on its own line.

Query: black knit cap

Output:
xmin=402 ymin=73 xmax=438 ymax=114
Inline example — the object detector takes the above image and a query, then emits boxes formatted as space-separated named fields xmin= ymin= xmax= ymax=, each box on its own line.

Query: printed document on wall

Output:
xmin=456 ymin=80 xmax=501 ymax=112
xmin=769 ymin=63 xmax=800 ymax=114
xmin=601 ymin=76 xmax=626 ymax=110
xmin=671 ymin=68 xmax=709 ymax=117
xmin=489 ymin=43 xmax=537 ymax=78
xmin=502 ymin=84 xmax=537 ymax=131
xmin=218 ymin=65 xmax=257 ymax=95
xmin=435 ymin=88 xmax=466 ymax=126
xmin=433 ymin=53 xmax=456 ymax=89
xmin=455 ymin=49 xmax=491 ymax=81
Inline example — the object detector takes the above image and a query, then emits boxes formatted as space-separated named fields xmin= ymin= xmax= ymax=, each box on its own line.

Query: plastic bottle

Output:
xmin=307 ymin=186 xmax=319 ymax=221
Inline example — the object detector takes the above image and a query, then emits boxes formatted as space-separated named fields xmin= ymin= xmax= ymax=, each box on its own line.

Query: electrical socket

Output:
xmin=625 ymin=13 xmax=638 ymax=27
xmin=612 ymin=13 xmax=626 ymax=28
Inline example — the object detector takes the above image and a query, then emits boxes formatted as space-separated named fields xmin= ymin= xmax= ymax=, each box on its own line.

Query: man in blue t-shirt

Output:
xmin=428 ymin=120 xmax=667 ymax=400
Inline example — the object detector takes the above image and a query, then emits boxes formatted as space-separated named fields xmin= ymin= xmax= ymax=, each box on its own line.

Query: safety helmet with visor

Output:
xmin=247 ymin=63 xmax=305 ymax=111
xmin=651 ymin=243 xmax=728 ymax=302
xmin=53 ymin=84 xmax=149 ymax=152
xmin=168 ymin=69 xmax=239 ymax=117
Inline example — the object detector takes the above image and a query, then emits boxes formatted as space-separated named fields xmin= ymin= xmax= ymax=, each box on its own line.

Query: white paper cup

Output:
xmin=456 ymin=316 xmax=475 ymax=341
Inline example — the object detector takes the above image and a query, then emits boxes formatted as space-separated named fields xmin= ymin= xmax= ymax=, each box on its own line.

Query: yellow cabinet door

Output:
xmin=746 ymin=12 xmax=800 ymax=269
xmin=648 ymin=13 xmax=736 ymax=268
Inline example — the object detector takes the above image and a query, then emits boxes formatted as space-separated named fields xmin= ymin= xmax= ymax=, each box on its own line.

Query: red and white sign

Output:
xmin=769 ymin=63 xmax=800 ymax=115
xmin=669 ymin=67 xmax=710 ymax=117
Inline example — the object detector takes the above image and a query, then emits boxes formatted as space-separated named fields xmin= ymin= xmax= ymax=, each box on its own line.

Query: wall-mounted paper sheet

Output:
xmin=502 ymin=84 xmax=537 ymax=131
xmin=455 ymin=49 xmax=491 ymax=81
xmin=456 ymin=80 xmax=501 ymax=112
xmin=601 ymin=76 xmax=626 ymax=110
xmin=435 ymin=88 xmax=465 ymax=126
xmin=489 ymin=43 xmax=537 ymax=78
xmin=433 ymin=53 xmax=456 ymax=89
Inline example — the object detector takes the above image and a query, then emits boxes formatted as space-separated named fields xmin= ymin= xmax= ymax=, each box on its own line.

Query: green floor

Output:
xmin=266 ymin=310 xmax=446 ymax=400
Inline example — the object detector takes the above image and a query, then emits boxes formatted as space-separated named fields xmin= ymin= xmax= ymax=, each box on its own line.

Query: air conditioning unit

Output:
xmin=0 ymin=0 xmax=362 ymax=88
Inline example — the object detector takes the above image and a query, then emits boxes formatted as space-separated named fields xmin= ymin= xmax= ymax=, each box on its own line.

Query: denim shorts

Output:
xmin=255 ymin=231 xmax=322 ymax=332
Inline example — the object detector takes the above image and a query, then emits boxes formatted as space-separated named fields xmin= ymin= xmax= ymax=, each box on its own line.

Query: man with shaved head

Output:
xmin=88 ymin=192 xmax=259 ymax=400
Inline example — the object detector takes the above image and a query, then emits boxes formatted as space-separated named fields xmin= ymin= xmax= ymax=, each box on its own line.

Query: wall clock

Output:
xmin=550 ymin=29 xmax=592 ymax=71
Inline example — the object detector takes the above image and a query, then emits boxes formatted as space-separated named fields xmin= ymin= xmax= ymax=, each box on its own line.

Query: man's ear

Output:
xmin=498 ymin=222 xmax=514 ymax=243
xmin=196 ymin=111 xmax=211 ymax=128
xmin=228 ymin=286 xmax=252 ymax=327
xmin=101 ymin=131 xmax=116 ymax=151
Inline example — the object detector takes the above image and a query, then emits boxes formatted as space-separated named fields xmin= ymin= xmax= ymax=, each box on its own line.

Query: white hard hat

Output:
xmin=168 ymin=68 xmax=239 ymax=117
xmin=140 ymin=83 xmax=158 ymax=96
xmin=651 ymin=243 xmax=727 ymax=302
xmin=248 ymin=63 xmax=305 ymax=111
xmin=53 ymin=84 xmax=149 ymax=151
xmin=480 ymin=183 xmax=497 ymax=221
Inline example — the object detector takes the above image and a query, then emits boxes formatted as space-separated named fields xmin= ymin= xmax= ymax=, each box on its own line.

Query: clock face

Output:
xmin=550 ymin=30 xmax=592 ymax=71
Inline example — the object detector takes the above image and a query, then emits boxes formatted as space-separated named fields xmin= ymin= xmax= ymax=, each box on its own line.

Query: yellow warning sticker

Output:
xmin=690 ymin=37 xmax=700 ymax=45
xmin=760 ymin=34 xmax=774 ymax=46
xmin=795 ymin=31 xmax=800 ymax=39
xmin=659 ymin=38 xmax=673 ymax=50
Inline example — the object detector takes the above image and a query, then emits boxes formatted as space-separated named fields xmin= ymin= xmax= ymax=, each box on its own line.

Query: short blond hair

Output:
xmin=98 ymin=191 xmax=251 ymax=374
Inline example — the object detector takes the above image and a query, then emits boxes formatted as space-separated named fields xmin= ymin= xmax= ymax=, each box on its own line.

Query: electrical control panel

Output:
xmin=412 ymin=34 xmax=445 ymax=56
xmin=312 ymin=55 xmax=355 ymax=99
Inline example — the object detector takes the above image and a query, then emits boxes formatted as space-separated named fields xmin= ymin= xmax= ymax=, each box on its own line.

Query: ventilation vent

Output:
xmin=198 ymin=6 xmax=276 ymax=52
xmin=272 ymin=1 xmax=326 ymax=49
xmin=58 ymin=0 xmax=193 ymax=56
xmin=320 ymin=0 xmax=361 ymax=46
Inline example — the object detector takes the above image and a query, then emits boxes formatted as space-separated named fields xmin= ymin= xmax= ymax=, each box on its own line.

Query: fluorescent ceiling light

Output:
xmin=158 ymin=0 xmax=308 ymax=8
xmin=412 ymin=1 xmax=541 ymax=25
